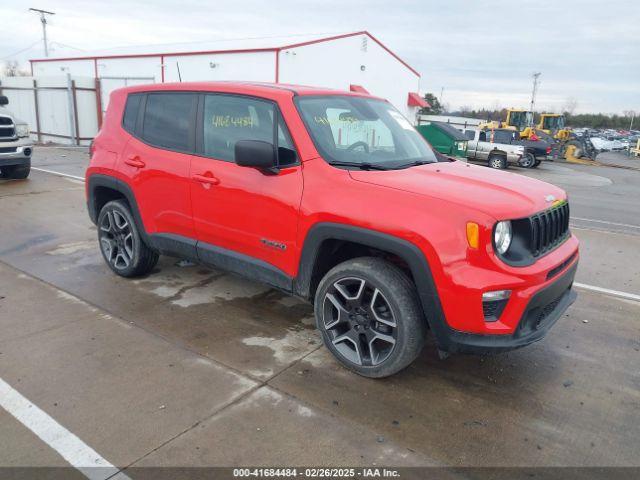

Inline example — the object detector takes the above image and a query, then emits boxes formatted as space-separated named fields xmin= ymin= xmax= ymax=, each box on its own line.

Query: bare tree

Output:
xmin=1 ymin=61 xmax=30 ymax=77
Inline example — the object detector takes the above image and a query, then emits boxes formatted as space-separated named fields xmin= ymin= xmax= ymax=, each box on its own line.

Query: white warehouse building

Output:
xmin=30 ymin=31 xmax=427 ymax=120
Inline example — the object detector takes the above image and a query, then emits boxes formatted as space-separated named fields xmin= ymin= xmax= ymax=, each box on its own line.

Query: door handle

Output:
xmin=125 ymin=155 xmax=146 ymax=168
xmin=193 ymin=172 xmax=220 ymax=186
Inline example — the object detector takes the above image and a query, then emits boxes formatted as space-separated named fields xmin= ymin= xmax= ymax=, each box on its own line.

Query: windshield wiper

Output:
xmin=328 ymin=161 xmax=391 ymax=171
xmin=392 ymin=159 xmax=435 ymax=169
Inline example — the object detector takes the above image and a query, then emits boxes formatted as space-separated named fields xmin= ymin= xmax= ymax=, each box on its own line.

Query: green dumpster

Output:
xmin=415 ymin=121 xmax=468 ymax=159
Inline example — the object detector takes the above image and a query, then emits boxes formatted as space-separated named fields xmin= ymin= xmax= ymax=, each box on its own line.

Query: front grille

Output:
xmin=528 ymin=202 xmax=570 ymax=257
xmin=0 ymin=147 xmax=17 ymax=153
xmin=0 ymin=127 xmax=15 ymax=139
xmin=0 ymin=117 xmax=12 ymax=126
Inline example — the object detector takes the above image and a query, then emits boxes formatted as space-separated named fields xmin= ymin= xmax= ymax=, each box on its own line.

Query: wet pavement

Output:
xmin=0 ymin=148 xmax=639 ymax=475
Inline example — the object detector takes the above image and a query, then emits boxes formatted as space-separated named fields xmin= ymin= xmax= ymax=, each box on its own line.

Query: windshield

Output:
xmin=295 ymin=96 xmax=438 ymax=169
xmin=543 ymin=115 xmax=565 ymax=130
xmin=508 ymin=111 xmax=533 ymax=130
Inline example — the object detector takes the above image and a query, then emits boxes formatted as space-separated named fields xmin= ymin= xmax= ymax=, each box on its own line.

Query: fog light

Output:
xmin=482 ymin=290 xmax=511 ymax=322
xmin=482 ymin=290 xmax=511 ymax=301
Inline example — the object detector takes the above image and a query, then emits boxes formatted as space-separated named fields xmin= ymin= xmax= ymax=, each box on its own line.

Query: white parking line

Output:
xmin=574 ymin=283 xmax=640 ymax=302
xmin=572 ymin=216 xmax=640 ymax=230
xmin=32 ymin=167 xmax=85 ymax=182
xmin=0 ymin=377 xmax=130 ymax=480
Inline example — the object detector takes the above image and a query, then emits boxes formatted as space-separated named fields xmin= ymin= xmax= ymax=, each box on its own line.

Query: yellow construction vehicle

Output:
xmin=537 ymin=113 xmax=571 ymax=141
xmin=477 ymin=109 xmax=534 ymax=138
xmin=478 ymin=109 xmax=596 ymax=162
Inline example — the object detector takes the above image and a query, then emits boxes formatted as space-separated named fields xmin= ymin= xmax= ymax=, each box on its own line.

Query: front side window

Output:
xmin=142 ymin=93 xmax=195 ymax=151
xmin=201 ymin=95 xmax=297 ymax=166
xmin=295 ymin=96 xmax=437 ymax=169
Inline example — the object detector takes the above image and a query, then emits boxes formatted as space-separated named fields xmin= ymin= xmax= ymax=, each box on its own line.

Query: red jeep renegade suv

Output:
xmin=86 ymin=82 xmax=579 ymax=377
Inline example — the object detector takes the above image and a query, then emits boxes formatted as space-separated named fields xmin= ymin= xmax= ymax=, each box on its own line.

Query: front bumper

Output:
xmin=0 ymin=139 xmax=33 ymax=166
xmin=438 ymin=259 xmax=578 ymax=354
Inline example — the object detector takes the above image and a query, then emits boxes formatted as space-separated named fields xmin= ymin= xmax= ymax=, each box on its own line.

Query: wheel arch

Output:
xmin=294 ymin=223 xmax=448 ymax=336
xmin=87 ymin=174 xmax=150 ymax=244
xmin=488 ymin=149 xmax=508 ymax=158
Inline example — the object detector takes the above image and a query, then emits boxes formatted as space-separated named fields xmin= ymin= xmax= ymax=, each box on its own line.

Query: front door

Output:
xmin=190 ymin=93 xmax=303 ymax=283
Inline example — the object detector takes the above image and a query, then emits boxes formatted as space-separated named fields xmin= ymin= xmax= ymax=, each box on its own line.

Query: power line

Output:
xmin=0 ymin=39 xmax=44 ymax=60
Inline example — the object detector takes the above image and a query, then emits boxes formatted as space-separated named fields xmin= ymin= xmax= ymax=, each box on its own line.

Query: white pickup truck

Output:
xmin=0 ymin=95 xmax=33 ymax=179
xmin=461 ymin=128 xmax=530 ymax=169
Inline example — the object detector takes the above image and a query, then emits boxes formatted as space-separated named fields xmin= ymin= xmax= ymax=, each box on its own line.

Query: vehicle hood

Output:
xmin=0 ymin=106 xmax=25 ymax=124
xmin=349 ymin=160 xmax=565 ymax=220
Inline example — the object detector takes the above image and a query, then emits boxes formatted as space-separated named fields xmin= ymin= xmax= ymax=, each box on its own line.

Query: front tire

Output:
xmin=314 ymin=257 xmax=427 ymax=378
xmin=97 ymin=200 xmax=159 ymax=277
xmin=0 ymin=163 xmax=30 ymax=179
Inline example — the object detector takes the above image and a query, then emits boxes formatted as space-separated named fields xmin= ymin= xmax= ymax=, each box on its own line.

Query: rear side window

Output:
xmin=463 ymin=130 xmax=475 ymax=140
xmin=122 ymin=94 xmax=142 ymax=134
xmin=142 ymin=93 xmax=195 ymax=151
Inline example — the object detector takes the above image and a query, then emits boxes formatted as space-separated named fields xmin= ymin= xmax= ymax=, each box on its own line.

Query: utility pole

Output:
xmin=29 ymin=8 xmax=55 ymax=57
xmin=529 ymin=72 xmax=541 ymax=124
xmin=439 ymin=86 xmax=444 ymax=106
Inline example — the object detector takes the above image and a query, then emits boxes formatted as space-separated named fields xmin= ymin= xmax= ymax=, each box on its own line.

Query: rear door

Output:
xmin=190 ymin=93 xmax=303 ymax=282
xmin=119 ymin=92 xmax=197 ymax=244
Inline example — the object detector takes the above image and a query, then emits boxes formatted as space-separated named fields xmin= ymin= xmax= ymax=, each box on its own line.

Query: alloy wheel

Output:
xmin=322 ymin=277 xmax=397 ymax=366
xmin=99 ymin=209 xmax=134 ymax=270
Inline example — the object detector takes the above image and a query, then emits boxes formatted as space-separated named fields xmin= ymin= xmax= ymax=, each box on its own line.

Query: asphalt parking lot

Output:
xmin=1 ymin=147 xmax=639 ymax=477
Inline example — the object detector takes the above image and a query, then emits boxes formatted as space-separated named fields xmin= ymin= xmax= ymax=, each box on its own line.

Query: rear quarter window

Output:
xmin=122 ymin=94 xmax=142 ymax=134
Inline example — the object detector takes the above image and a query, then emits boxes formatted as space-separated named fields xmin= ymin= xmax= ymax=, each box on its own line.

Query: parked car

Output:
xmin=87 ymin=82 xmax=579 ymax=378
xmin=0 ymin=95 xmax=33 ymax=179
xmin=492 ymin=128 xmax=551 ymax=168
xmin=461 ymin=128 xmax=531 ymax=168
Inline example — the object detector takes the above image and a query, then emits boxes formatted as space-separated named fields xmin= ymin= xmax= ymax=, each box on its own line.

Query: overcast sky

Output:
xmin=1 ymin=0 xmax=638 ymax=114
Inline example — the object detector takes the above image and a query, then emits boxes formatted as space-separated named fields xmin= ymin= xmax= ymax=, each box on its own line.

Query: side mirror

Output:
xmin=235 ymin=140 xmax=277 ymax=171
xmin=0 ymin=96 xmax=8 ymax=106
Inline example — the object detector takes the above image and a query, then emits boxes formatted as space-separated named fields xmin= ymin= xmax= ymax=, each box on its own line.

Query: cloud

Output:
xmin=1 ymin=0 xmax=637 ymax=113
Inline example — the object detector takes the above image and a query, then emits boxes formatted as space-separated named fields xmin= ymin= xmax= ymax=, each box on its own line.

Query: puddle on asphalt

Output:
xmin=47 ymin=240 xmax=95 ymax=256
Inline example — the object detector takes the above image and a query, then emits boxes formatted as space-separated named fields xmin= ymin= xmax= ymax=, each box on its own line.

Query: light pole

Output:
xmin=29 ymin=8 xmax=55 ymax=57
xmin=530 ymin=72 xmax=541 ymax=124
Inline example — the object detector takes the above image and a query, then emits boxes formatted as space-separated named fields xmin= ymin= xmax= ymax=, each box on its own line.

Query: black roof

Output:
xmin=431 ymin=121 xmax=468 ymax=141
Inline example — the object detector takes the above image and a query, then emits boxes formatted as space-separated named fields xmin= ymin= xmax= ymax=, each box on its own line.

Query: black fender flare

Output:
xmin=294 ymin=223 xmax=449 ymax=343
xmin=86 ymin=174 xmax=151 ymax=245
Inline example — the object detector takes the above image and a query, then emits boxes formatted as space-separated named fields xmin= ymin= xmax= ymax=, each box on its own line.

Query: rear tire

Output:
xmin=0 ymin=163 xmax=30 ymax=179
xmin=314 ymin=257 xmax=427 ymax=378
xmin=488 ymin=154 xmax=507 ymax=169
xmin=97 ymin=200 xmax=159 ymax=278
xmin=518 ymin=152 xmax=536 ymax=169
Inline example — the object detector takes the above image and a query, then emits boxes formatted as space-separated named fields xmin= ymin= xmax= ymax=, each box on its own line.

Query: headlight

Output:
xmin=494 ymin=221 xmax=512 ymax=255
xmin=16 ymin=124 xmax=29 ymax=138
